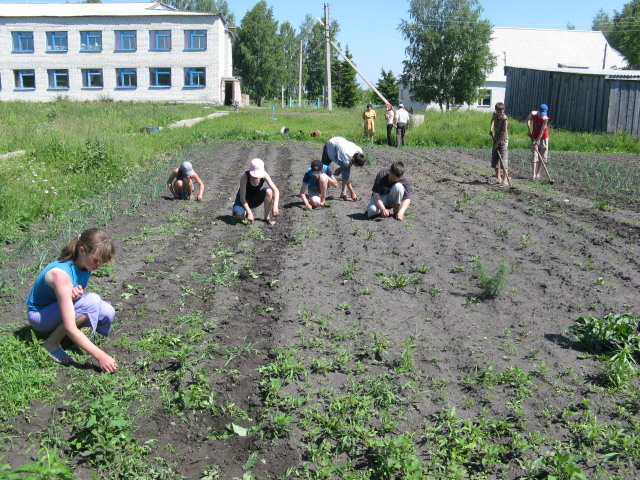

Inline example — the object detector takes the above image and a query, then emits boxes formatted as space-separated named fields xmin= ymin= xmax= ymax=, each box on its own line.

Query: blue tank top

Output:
xmin=26 ymin=260 xmax=91 ymax=311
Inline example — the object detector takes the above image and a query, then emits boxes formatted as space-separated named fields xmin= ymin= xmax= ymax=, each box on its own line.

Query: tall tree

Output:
xmin=168 ymin=0 xmax=235 ymax=25
xmin=279 ymin=21 xmax=300 ymax=102
xmin=592 ymin=8 xmax=613 ymax=33
xmin=299 ymin=15 xmax=340 ymax=100
xmin=233 ymin=1 xmax=284 ymax=106
xmin=331 ymin=47 xmax=359 ymax=108
xmin=399 ymin=0 xmax=496 ymax=110
xmin=594 ymin=1 xmax=640 ymax=68
xmin=373 ymin=68 xmax=399 ymax=105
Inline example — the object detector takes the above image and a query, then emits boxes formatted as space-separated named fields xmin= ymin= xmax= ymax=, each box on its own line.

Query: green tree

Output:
xmin=372 ymin=68 xmax=399 ymax=105
xmin=399 ymin=0 xmax=496 ymax=110
xmin=280 ymin=21 xmax=300 ymax=102
xmin=168 ymin=0 xmax=235 ymax=25
xmin=592 ymin=8 xmax=613 ymax=33
xmin=332 ymin=47 xmax=359 ymax=108
xmin=595 ymin=1 xmax=640 ymax=68
xmin=299 ymin=15 xmax=340 ymax=100
xmin=233 ymin=1 xmax=284 ymax=106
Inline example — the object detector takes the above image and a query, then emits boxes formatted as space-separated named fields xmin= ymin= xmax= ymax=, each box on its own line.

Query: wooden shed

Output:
xmin=504 ymin=66 xmax=640 ymax=136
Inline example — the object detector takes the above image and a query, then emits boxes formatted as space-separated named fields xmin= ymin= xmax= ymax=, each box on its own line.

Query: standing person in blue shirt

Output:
xmin=26 ymin=228 xmax=118 ymax=372
xmin=300 ymin=159 xmax=338 ymax=210
xmin=321 ymin=136 xmax=366 ymax=201
xmin=366 ymin=161 xmax=412 ymax=221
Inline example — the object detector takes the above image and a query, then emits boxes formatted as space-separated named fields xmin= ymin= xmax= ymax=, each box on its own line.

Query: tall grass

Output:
xmin=1 ymin=100 xmax=638 ymax=244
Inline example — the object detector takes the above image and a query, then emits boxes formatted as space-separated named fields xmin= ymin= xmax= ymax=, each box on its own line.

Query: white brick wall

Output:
xmin=0 ymin=10 xmax=237 ymax=103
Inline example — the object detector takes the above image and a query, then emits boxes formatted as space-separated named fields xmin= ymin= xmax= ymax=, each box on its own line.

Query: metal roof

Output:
xmin=488 ymin=27 xmax=628 ymax=82
xmin=505 ymin=65 xmax=640 ymax=79
xmin=0 ymin=2 xmax=216 ymax=17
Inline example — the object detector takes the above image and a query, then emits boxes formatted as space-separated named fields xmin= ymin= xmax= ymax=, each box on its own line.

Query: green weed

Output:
xmin=472 ymin=257 xmax=509 ymax=298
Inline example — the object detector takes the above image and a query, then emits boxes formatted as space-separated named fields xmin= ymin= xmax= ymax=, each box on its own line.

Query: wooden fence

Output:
xmin=504 ymin=66 xmax=640 ymax=136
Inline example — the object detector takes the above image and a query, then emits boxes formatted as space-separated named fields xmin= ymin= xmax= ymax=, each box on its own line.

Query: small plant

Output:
xmin=395 ymin=337 xmax=418 ymax=373
xmin=567 ymin=313 xmax=639 ymax=357
xmin=378 ymin=272 xmax=422 ymax=291
xmin=362 ymin=287 xmax=372 ymax=295
xmin=0 ymin=448 xmax=73 ymax=479
xmin=369 ymin=331 xmax=390 ymax=361
xmin=472 ymin=257 xmax=509 ymax=298
xmin=520 ymin=230 xmax=532 ymax=248
xmin=451 ymin=264 xmax=465 ymax=272
xmin=497 ymin=225 xmax=508 ymax=237
xmin=412 ymin=263 xmax=431 ymax=273
xmin=340 ymin=263 xmax=358 ymax=278
xmin=337 ymin=302 xmax=351 ymax=311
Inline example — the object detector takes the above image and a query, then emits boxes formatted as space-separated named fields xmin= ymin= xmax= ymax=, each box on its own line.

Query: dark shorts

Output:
xmin=321 ymin=144 xmax=331 ymax=166
xmin=232 ymin=186 xmax=269 ymax=216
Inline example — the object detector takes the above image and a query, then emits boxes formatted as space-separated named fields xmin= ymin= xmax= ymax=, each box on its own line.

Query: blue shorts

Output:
xmin=321 ymin=144 xmax=352 ymax=181
xmin=232 ymin=186 xmax=270 ymax=216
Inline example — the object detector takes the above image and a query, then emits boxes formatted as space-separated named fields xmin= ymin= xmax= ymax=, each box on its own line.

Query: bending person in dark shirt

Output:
xmin=366 ymin=161 xmax=412 ymax=221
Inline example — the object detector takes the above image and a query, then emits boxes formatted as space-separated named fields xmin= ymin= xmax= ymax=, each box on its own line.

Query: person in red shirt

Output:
xmin=526 ymin=104 xmax=550 ymax=180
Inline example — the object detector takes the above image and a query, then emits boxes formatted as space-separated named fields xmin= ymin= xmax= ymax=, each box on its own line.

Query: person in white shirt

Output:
xmin=321 ymin=136 xmax=366 ymax=201
xmin=394 ymin=104 xmax=410 ymax=147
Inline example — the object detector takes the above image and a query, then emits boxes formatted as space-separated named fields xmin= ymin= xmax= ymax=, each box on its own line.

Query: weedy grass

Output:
xmin=472 ymin=257 xmax=509 ymax=298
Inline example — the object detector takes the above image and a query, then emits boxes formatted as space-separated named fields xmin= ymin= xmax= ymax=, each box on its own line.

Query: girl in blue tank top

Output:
xmin=26 ymin=228 xmax=118 ymax=372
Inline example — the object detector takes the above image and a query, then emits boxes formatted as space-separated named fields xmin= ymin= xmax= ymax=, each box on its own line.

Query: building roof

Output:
xmin=505 ymin=66 xmax=640 ymax=79
xmin=488 ymin=27 xmax=627 ymax=82
xmin=0 ymin=1 xmax=217 ymax=17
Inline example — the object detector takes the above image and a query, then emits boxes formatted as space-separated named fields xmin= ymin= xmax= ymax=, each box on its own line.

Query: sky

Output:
xmin=0 ymin=0 xmax=629 ymax=88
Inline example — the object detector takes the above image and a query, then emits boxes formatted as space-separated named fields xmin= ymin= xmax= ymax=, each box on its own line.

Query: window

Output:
xmin=150 ymin=68 xmax=171 ymax=88
xmin=12 ymin=32 xmax=34 ymax=52
xmin=184 ymin=67 xmax=205 ymax=88
xmin=46 ymin=31 xmax=68 ymax=52
xmin=150 ymin=30 xmax=171 ymax=51
xmin=184 ymin=30 xmax=206 ymax=50
xmin=116 ymin=68 xmax=137 ymax=88
xmin=80 ymin=31 xmax=102 ymax=52
xmin=82 ymin=69 xmax=103 ymax=88
xmin=14 ymin=69 xmax=35 ymax=89
xmin=115 ymin=30 xmax=137 ymax=51
xmin=48 ymin=69 xmax=69 ymax=89
xmin=477 ymin=89 xmax=491 ymax=107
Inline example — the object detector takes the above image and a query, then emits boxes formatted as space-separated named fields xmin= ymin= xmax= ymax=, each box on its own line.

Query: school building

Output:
xmin=399 ymin=27 xmax=627 ymax=112
xmin=0 ymin=2 xmax=241 ymax=104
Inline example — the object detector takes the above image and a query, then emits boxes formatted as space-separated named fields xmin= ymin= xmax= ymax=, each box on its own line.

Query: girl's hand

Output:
xmin=246 ymin=211 xmax=255 ymax=222
xmin=98 ymin=353 xmax=118 ymax=373
xmin=71 ymin=285 xmax=84 ymax=301
xmin=272 ymin=207 xmax=280 ymax=217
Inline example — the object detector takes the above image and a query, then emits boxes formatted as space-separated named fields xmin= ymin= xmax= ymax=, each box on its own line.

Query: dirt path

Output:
xmin=2 ymin=141 xmax=639 ymax=478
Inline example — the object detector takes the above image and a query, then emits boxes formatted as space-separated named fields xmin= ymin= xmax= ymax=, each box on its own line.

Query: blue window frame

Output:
xmin=184 ymin=30 xmax=206 ymax=50
xmin=116 ymin=68 xmax=137 ymax=88
xmin=80 ymin=31 xmax=102 ymax=52
xmin=48 ymin=69 xmax=69 ymax=89
xmin=184 ymin=67 xmax=206 ymax=88
xmin=81 ymin=69 xmax=103 ymax=88
xmin=46 ymin=31 xmax=68 ymax=52
xmin=12 ymin=32 xmax=34 ymax=52
xmin=150 ymin=30 xmax=171 ymax=51
xmin=150 ymin=68 xmax=171 ymax=88
xmin=115 ymin=30 xmax=137 ymax=51
xmin=14 ymin=69 xmax=35 ymax=89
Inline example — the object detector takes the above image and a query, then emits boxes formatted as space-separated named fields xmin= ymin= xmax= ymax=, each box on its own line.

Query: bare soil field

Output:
xmin=2 ymin=140 xmax=639 ymax=479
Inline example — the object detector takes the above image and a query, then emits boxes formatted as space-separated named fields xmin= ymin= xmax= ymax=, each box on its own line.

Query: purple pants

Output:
xmin=27 ymin=292 xmax=115 ymax=337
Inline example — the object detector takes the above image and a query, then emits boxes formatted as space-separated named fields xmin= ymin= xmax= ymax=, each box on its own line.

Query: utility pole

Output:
xmin=298 ymin=37 xmax=303 ymax=108
xmin=324 ymin=3 xmax=332 ymax=110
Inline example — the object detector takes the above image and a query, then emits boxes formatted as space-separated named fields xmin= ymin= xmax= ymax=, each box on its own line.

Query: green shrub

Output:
xmin=473 ymin=257 xmax=509 ymax=297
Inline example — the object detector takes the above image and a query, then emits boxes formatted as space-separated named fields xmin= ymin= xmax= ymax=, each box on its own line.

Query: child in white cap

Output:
xmin=167 ymin=161 xmax=205 ymax=200
xmin=232 ymin=158 xmax=280 ymax=225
